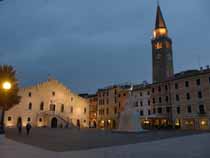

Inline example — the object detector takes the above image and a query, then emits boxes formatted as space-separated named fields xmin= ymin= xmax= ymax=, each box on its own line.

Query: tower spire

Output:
xmin=155 ymin=4 xmax=167 ymax=29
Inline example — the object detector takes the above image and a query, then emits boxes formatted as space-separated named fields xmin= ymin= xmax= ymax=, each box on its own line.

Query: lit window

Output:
xmin=166 ymin=41 xmax=171 ymax=48
xmin=155 ymin=42 xmax=163 ymax=49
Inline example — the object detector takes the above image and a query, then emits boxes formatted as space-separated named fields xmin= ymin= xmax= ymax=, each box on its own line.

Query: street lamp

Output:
xmin=2 ymin=81 xmax=12 ymax=90
xmin=0 ymin=81 xmax=12 ymax=134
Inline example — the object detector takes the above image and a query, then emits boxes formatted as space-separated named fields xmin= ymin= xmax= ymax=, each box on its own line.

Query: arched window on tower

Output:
xmin=166 ymin=41 xmax=171 ymax=48
xmin=155 ymin=42 xmax=163 ymax=49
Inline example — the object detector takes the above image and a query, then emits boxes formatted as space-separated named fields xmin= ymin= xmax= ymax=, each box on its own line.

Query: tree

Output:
xmin=0 ymin=65 xmax=21 ymax=134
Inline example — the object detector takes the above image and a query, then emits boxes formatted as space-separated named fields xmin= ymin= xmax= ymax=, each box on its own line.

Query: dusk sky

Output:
xmin=0 ymin=0 xmax=210 ymax=93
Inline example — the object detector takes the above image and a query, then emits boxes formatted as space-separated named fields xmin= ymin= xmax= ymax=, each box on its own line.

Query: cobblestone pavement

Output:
xmin=5 ymin=128 xmax=209 ymax=152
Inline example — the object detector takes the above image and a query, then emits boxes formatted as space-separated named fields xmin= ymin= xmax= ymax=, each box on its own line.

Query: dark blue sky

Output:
xmin=0 ymin=0 xmax=210 ymax=93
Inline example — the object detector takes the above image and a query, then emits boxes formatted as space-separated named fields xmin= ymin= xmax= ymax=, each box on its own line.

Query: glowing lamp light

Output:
xmin=201 ymin=120 xmax=206 ymax=125
xmin=144 ymin=120 xmax=150 ymax=124
xmin=108 ymin=120 xmax=111 ymax=123
xmin=175 ymin=122 xmax=180 ymax=126
xmin=2 ymin=81 xmax=12 ymax=90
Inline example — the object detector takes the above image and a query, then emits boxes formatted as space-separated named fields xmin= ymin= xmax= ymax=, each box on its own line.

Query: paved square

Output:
xmin=5 ymin=128 xmax=209 ymax=152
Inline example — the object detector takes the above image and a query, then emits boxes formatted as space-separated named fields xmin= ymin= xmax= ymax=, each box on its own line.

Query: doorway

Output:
xmin=51 ymin=117 xmax=57 ymax=128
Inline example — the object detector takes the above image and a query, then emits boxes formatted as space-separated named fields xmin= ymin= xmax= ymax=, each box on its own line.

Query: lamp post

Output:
xmin=0 ymin=81 xmax=12 ymax=134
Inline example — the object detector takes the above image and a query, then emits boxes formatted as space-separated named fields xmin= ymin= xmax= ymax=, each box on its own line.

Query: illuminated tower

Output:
xmin=152 ymin=5 xmax=174 ymax=83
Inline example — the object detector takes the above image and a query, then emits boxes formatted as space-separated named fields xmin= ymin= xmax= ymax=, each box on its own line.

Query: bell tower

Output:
xmin=152 ymin=4 xmax=174 ymax=83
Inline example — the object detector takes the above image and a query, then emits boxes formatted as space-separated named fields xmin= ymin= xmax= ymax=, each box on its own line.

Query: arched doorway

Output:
xmin=51 ymin=117 xmax=57 ymax=128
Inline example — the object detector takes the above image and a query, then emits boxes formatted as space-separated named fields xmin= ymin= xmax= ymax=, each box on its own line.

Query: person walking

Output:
xmin=26 ymin=122 xmax=32 ymax=136
xmin=17 ymin=122 xmax=22 ymax=134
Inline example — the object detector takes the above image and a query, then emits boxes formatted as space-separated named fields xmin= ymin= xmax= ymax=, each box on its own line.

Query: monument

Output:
xmin=117 ymin=86 xmax=144 ymax=132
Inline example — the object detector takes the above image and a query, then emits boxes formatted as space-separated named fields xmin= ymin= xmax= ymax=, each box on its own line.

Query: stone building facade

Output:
xmin=97 ymin=84 xmax=130 ymax=129
xmin=4 ymin=79 xmax=89 ymax=128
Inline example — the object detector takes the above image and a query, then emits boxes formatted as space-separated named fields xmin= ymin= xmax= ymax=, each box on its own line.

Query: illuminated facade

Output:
xmin=97 ymin=85 xmax=130 ymax=129
xmin=4 ymin=79 xmax=89 ymax=128
xmin=152 ymin=5 xmax=174 ymax=83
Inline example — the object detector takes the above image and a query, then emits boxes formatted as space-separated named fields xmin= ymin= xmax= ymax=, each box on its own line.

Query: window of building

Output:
xmin=148 ymin=100 xmax=150 ymax=106
xmin=115 ymin=97 xmax=117 ymax=104
xmin=196 ymin=79 xmax=201 ymax=86
xmin=166 ymin=107 xmax=171 ymax=113
xmin=140 ymin=92 xmax=142 ymax=96
xmin=176 ymin=95 xmax=180 ymax=101
xmin=61 ymin=104 xmax=64 ymax=113
xmin=40 ymin=102 xmax=44 ymax=111
xmin=148 ymin=110 xmax=151 ymax=115
xmin=70 ymin=107 xmax=73 ymax=113
xmin=177 ymin=107 xmax=180 ymax=114
xmin=114 ymin=107 xmax=117 ymax=114
xmin=153 ymin=98 xmax=156 ymax=104
xmin=71 ymin=97 xmax=73 ymax=101
xmin=106 ymin=99 xmax=109 ymax=104
xmin=165 ymin=85 xmax=168 ymax=91
xmin=106 ymin=108 xmax=109 ymax=115
xmin=175 ymin=83 xmax=178 ymax=89
xmin=155 ymin=42 xmax=163 ymax=49
xmin=159 ymin=97 xmax=162 ymax=103
xmin=152 ymin=88 xmax=155 ymax=93
xmin=114 ymin=89 xmax=117 ymax=95
xmin=107 ymin=91 xmax=109 ymax=96
xmin=39 ymin=118 xmax=42 ymax=122
xmin=186 ymin=93 xmax=190 ymax=100
xmin=165 ymin=96 xmax=169 ymax=102
xmin=147 ymin=91 xmax=150 ymax=95
xmin=199 ymin=105 xmax=205 ymax=114
xmin=123 ymin=93 xmax=126 ymax=96
xmin=28 ymin=102 xmax=32 ymax=110
xmin=198 ymin=91 xmax=202 ymax=99
xmin=27 ymin=117 xmax=31 ymax=122
xmin=185 ymin=81 xmax=189 ymax=87
xmin=50 ymin=104 xmax=56 ymax=111
xmin=158 ymin=87 xmax=161 ymax=92
xmin=140 ymin=101 xmax=143 ymax=106
xmin=187 ymin=106 xmax=192 ymax=113
xmin=119 ymin=102 xmax=121 ymax=108
xmin=158 ymin=107 xmax=162 ymax=114
xmin=52 ymin=91 xmax=55 ymax=96
xmin=209 ymin=77 xmax=210 ymax=84
xmin=153 ymin=108 xmax=156 ymax=114
xmin=8 ymin=116 xmax=12 ymax=121
xmin=118 ymin=94 xmax=121 ymax=97
xmin=166 ymin=41 xmax=171 ymax=48
xmin=140 ymin=110 xmax=144 ymax=116
xmin=135 ymin=101 xmax=138 ymax=107
xmin=28 ymin=92 xmax=32 ymax=97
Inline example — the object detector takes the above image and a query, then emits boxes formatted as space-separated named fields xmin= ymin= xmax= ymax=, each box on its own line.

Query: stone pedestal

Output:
xmin=117 ymin=110 xmax=144 ymax=132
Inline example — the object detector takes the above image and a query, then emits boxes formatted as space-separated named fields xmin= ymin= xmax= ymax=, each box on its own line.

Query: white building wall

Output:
xmin=4 ymin=79 xmax=89 ymax=128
